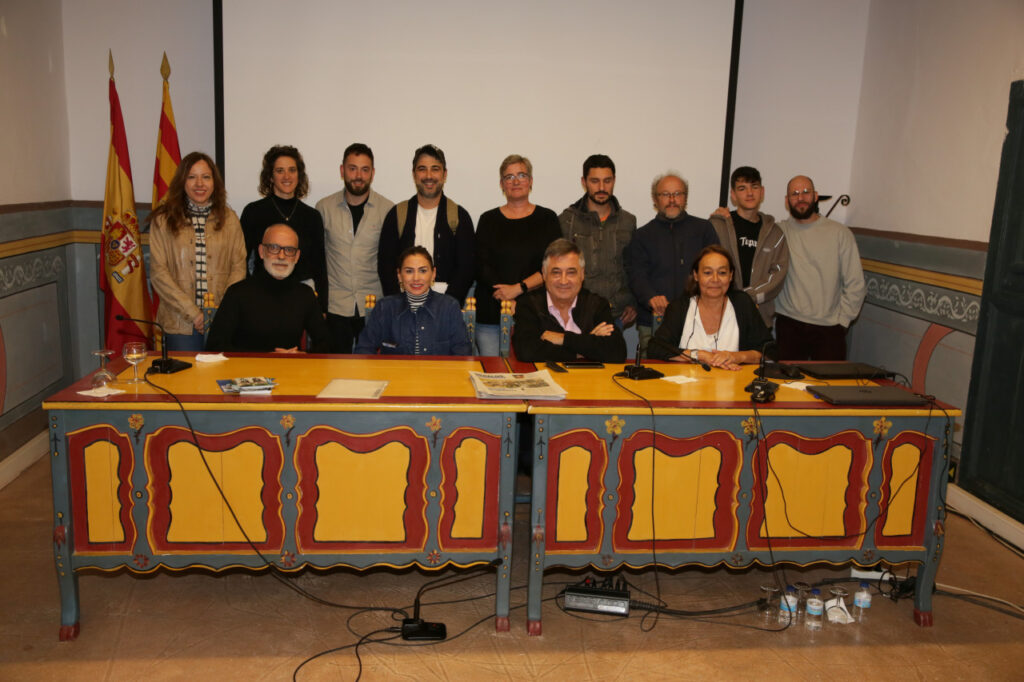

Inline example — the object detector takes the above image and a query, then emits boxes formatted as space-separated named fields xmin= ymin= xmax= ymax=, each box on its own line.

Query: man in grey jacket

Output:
xmin=558 ymin=154 xmax=637 ymax=328
xmin=709 ymin=166 xmax=789 ymax=327
xmin=316 ymin=143 xmax=395 ymax=353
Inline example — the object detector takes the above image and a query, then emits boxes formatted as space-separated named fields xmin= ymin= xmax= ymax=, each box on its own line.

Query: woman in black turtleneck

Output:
xmin=239 ymin=145 xmax=327 ymax=311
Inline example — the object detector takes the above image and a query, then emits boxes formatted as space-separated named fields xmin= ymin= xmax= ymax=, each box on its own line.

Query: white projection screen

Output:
xmin=222 ymin=0 xmax=735 ymax=222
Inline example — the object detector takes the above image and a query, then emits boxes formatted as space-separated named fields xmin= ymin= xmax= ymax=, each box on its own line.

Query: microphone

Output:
xmin=115 ymin=314 xmax=192 ymax=374
xmin=646 ymin=336 xmax=711 ymax=371
xmin=745 ymin=340 xmax=778 ymax=402
xmin=617 ymin=341 xmax=664 ymax=380
xmin=402 ymin=557 xmax=504 ymax=641
xmin=754 ymin=340 xmax=803 ymax=380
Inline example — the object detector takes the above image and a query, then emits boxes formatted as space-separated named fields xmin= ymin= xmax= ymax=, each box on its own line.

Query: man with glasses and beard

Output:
xmin=206 ymin=224 xmax=329 ymax=352
xmin=773 ymin=175 xmax=864 ymax=361
xmin=316 ymin=143 xmax=395 ymax=353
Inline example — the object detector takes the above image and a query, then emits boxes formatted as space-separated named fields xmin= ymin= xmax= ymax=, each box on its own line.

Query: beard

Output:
xmin=788 ymin=201 xmax=816 ymax=220
xmin=344 ymin=179 xmax=370 ymax=197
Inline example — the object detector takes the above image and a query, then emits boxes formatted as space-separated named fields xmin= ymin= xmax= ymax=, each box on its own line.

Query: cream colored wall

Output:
xmin=848 ymin=0 xmax=1024 ymax=240
xmin=0 ymin=0 xmax=70 ymax=204
xmin=61 ymin=0 xmax=214 ymax=203
xmin=730 ymin=0 xmax=871 ymax=225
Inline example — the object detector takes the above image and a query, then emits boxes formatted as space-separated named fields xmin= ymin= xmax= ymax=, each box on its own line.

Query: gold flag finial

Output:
xmin=108 ymin=49 xmax=114 ymax=78
xmin=160 ymin=52 xmax=171 ymax=81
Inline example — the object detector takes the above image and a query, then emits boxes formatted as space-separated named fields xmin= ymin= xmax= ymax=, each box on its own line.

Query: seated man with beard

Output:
xmin=206 ymin=223 xmax=329 ymax=352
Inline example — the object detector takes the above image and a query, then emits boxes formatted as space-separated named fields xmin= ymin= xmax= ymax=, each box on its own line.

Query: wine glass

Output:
xmin=91 ymin=349 xmax=116 ymax=388
xmin=122 ymin=341 xmax=148 ymax=384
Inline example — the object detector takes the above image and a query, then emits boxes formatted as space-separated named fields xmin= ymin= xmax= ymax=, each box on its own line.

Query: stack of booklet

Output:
xmin=468 ymin=370 xmax=567 ymax=400
xmin=217 ymin=376 xmax=277 ymax=394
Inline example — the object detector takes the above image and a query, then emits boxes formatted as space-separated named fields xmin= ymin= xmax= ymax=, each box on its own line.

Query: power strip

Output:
xmin=850 ymin=567 xmax=887 ymax=581
xmin=563 ymin=585 xmax=630 ymax=615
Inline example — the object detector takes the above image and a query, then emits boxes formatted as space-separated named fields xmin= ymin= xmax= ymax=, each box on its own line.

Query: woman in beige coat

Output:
xmin=148 ymin=151 xmax=246 ymax=351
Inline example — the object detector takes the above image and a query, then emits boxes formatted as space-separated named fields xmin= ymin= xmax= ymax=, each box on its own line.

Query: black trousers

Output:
xmin=775 ymin=314 xmax=847 ymax=361
xmin=326 ymin=313 xmax=365 ymax=354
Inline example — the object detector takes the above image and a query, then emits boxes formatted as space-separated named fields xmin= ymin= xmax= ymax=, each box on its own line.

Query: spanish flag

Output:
xmin=101 ymin=51 xmax=153 ymax=350
xmin=152 ymin=52 xmax=181 ymax=209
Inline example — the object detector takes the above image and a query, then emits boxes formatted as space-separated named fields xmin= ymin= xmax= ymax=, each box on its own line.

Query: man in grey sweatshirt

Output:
xmin=774 ymin=175 xmax=864 ymax=360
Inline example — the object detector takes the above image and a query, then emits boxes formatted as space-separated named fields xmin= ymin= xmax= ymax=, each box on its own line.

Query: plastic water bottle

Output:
xmin=852 ymin=582 xmax=872 ymax=622
xmin=779 ymin=585 xmax=798 ymax=624
xmin=805 ymin=588 xmax=824 ymax=630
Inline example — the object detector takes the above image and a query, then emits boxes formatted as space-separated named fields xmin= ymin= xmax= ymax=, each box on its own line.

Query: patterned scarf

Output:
xmin=187 ymin=200 xmax=213 ymax=307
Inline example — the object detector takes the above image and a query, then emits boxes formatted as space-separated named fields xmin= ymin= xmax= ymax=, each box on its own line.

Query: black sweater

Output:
xmin=205 ymin=266 xmax=329 ymax=353
xmin=239 ymin=196 xmax=328 ymax=312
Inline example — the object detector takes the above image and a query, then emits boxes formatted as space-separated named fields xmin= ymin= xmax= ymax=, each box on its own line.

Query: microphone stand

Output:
xmin=115 ymin=314 xmax=192 ymax=374
xmin=617 ymin=341 xmax=664 ymax=380
xmin=744 ymin=340 xmax=778 ymax=402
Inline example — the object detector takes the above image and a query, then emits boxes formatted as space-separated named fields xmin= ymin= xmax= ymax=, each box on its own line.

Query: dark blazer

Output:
xmin=648 ymin=289 xmax=774 ymax=360
xmin=377 ymin=194 xmax=475 ymax=304
xmin=512 ymin=287 xmax=627 ymax=362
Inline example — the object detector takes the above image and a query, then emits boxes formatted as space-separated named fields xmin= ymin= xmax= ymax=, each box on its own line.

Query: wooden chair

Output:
xmin=462 ymin=297 xmax=476 ymax=348
xmin=499 ymin=300 xmax=514 ymax=357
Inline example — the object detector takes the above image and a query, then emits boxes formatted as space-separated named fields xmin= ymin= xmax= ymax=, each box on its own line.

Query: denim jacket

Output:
xmin=354 ymin=290 xmax=472 ymax=356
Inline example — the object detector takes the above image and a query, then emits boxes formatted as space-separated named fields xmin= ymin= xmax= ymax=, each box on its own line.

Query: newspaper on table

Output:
xmin=469 ymin=369 xmax=567 ymax=400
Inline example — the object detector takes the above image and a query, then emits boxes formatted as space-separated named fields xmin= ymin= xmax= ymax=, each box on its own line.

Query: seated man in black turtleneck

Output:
xmin=206 ymin=224 xmax=329 ymax=353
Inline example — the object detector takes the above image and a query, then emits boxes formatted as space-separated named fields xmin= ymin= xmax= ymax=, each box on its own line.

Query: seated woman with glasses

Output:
xmin=647 ymin=244 xmax=773 ymax=369
xmin=206 ymin=224 xmax=329 ymax=352
xmin=355 ymin=246 xmax=472 ymax=356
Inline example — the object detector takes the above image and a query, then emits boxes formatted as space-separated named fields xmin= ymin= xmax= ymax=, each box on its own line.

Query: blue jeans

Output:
xmin=475 ymin=324 xmax=500 ymax=356
xmin=164 ymin=330 xmax=205 ymax=352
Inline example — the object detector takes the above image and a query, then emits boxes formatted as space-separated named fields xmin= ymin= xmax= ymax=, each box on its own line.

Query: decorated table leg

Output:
xmin=527 ymin=417 xmax=547 ymax=635
xmin=495 ymin=414 xmax=516 ymax=632
xmin=50 ymin=415 xmax=80 ymax=640
xmin=914 ymin=519 xmax=944 ymax=626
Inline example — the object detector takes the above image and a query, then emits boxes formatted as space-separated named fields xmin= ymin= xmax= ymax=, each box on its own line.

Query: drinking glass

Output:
xmin=122 ymin=341 xmax=148 ymax=384
xmin=759 ymin=584 xmax=780 ymax=625
xmin=91 ymin=349 xmax=116 ymax=388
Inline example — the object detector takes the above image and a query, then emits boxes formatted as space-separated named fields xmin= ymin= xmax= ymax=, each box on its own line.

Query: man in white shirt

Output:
xmin=376 ymin=144 xmax=475 ymax=304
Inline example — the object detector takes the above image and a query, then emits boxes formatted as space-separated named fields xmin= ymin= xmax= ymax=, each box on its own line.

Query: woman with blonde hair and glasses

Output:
xmin=473 ymin=154 xmax=562 ymax=355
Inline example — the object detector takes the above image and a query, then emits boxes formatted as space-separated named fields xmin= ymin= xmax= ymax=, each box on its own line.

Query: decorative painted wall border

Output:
xmin=864 ymin=272 xmax=979 ymax=334
xmin=0 ymin=252 xmax=65 ymax=298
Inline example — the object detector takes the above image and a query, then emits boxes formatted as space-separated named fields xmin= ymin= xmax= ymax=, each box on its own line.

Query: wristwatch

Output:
xmin=519 ymin=281 xmax=528 ymax=294
xmin=689 ymin=349 xmax=700 ymax=362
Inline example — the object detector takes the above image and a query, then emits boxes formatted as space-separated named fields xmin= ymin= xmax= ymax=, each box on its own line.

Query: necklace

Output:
xmin=269 ymin=195 xmax=298 ymax=222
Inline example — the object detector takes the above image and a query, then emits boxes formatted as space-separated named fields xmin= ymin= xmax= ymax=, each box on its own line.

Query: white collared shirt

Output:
xmin=546 ymin=292 xmax=581 ymax=334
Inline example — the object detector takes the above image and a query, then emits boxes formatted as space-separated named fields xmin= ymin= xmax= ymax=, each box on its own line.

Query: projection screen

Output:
xmin=222 ymin=0 xmax=735 ymax=223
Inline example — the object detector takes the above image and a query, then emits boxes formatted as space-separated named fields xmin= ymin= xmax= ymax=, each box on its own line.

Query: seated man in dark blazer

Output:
xmin=206 ymin=224 xmax=329 ymax=353
xmin=512 ymin=238 xmax=626 ymax=363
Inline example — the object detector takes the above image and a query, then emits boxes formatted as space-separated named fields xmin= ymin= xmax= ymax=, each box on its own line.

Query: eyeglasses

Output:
xmin=502 ymin=172 xmax=531 ymax=183
xmin=656 ymin=191 xmax=687 ymax=199
xmin=788 ymin=188 xmax=814 ymax=199
xmin=262 ymin=243 xmax=298 ymax=256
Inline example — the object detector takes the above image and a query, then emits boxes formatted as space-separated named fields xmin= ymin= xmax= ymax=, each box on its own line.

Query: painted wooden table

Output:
xmin=43 ymin=354 xmax=522 ymax=640
xmin=515 ymin=361 xmax=958 ymax=635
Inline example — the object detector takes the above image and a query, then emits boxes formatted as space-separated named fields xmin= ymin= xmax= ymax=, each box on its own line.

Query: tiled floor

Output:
xmin=2 ymin=457 xmax=1023 ymax=680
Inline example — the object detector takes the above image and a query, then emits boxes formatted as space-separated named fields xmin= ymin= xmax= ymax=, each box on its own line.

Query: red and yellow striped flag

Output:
xmin=101 ymin=51 xmax=153 ymax=351
xmin=152 ymin=52 xmax=181 ymax=209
